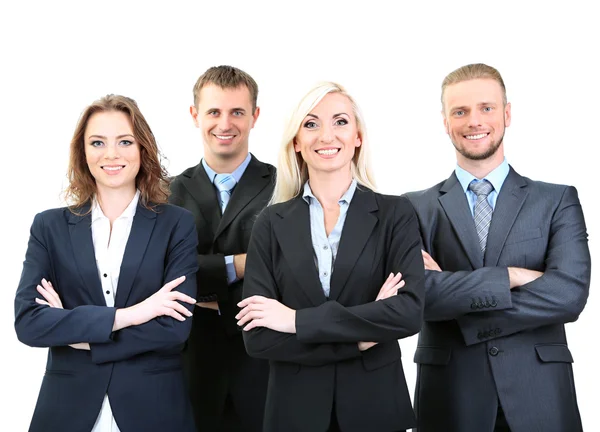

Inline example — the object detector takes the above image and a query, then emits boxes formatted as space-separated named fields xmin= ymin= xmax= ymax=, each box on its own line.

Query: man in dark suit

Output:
xmin=405 ymin=63 xmax=591 ymax=432
xmin=169 ymin=65 xmax=275 ymax=432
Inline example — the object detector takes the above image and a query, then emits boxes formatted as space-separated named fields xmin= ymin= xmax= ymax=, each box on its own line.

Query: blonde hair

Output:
xmin=271 ymin=82 xmax=376 ymax=204
xmin=441 ymin=63 xmax=507 ymax=107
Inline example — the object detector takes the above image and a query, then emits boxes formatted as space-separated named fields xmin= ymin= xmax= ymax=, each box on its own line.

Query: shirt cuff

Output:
xmin=225 ymin=255 xmax=238 ymax=285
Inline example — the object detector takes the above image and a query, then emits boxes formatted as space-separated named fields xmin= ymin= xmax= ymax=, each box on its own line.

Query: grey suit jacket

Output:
xmin=405 ymin=166 xmax=590 ymax=432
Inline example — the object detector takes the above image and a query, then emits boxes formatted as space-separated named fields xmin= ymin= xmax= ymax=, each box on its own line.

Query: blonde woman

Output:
xmin=237 ymin=82 xmax=424 ymax=432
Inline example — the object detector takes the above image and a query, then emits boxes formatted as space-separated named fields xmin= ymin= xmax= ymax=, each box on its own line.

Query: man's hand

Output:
xmin=234 ymin=254 xmax=247 ymax=279
xmin=358 ymin=341 xmax=378 ymax=351
xmin=196 ymin=301 xmax=219 ymax=311
xmin=236 ymin=296 xmax=296 ymax=333
xmin=422 ymin=250 xmax=442 ymax=272
xmin=508 ymin=267 xmax=544 ymax=289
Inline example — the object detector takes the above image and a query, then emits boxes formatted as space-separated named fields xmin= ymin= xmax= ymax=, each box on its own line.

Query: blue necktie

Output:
xmin=214 ymin=174 xmax=237 ymax=214
xmin=469 ymin=180 xmax=494 ymax=253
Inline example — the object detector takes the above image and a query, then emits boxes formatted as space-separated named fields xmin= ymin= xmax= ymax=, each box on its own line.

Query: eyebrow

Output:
xmin=88 ymin=134 xmax=135 ymax=140
xmin=451 ymin=102 xmax=497 ymax=111
xmin=305 ymin=112 xmax=349 ymax=120
xmin=205 ymin=107 xmax=247 ymax=113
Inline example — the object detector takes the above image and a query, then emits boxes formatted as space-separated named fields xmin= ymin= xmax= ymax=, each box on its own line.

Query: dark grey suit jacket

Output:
xmin=405 ymin=167 xmax=590 ymax=432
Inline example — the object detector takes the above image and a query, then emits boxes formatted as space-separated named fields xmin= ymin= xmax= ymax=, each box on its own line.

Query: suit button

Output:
xmin=495 ymin=328 xmax=502 ymax=335
xmin=484 ymin=300 xmax=491 ymax=308
xmin=491 ymin=299 xmax=498 ymax=307
xmin=477 ymin=332 xmax=484 ymax=340
xmin=489 ymin=347 xmax=499 ymax=356
xmin=471 ymin=303 xmax=477 ymax=310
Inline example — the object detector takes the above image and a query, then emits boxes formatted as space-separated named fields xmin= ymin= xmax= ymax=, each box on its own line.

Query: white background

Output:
xmin=1 ymin=1 xmax=597 ymax=430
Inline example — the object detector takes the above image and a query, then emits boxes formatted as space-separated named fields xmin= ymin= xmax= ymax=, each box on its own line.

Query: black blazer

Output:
xmin=14 ymin=203 xmax=198 ymax=432
xmin=405 ymin=167 xmax=591 ymax=432
xmin=169 ymin=154 xmax=276 ymax=333
xmin=169 ymin=154 xmax=275 ymax=431
xmin=242 ymin=187 xmax=425 ymax=432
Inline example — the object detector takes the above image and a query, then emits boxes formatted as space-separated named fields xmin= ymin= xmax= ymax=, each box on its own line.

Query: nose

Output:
xmin=467 ymin=111 xmax=482 ymax=128
xmin=218 ymin=114 xmax=233 ymax=131
xmin=104 ymin=142 xmax=119 ymax=159
xmin=319 ymin=123 xmax=334 ymax=144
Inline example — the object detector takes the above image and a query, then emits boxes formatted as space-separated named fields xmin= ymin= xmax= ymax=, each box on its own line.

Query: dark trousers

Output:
xmin=494 ymin=400 xmax=511 ymax=432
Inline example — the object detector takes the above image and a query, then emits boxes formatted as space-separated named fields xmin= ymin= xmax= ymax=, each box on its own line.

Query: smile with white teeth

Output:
xmin=465 ymin=133 xmax=489 ymax=140
xmin=102 ymin=166 xmax=124 ymax=171
xmin=316 ymin=148 xmax=340 ymax=155
xmin=215 ymin=135 xmax=234 ymax=140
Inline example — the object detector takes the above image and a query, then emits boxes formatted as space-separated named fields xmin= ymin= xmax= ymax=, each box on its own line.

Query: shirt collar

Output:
xmin=455 ymin=158 xmax=510 ymax=193
xmin=302 ymin=179 xmax=358 ymax=205
xmin=202 ymin=153 xmax=252 ymax=184
xmin=91 ymin=189 xmax=140 ymax=223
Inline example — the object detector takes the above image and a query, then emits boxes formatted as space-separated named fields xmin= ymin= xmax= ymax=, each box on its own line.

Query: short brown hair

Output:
xmin=65 ymin=94 xmax=170 ymax=211
xmin=441 ymin=63 xmax=507 ymax=106
xmin=192 ymin=65 xmax=259 ymax=111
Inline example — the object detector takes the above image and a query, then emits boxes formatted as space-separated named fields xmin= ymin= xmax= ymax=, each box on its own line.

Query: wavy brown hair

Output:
xmin=65 ymin=94 xmax=170 ymax=211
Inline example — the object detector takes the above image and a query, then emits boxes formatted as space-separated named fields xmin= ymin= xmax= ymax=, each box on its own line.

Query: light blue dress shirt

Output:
xmin=302 ymin=179 xmax=358 ymax=298
xmin=202 ymin=153 xmax=252 ymax=284
xmin=455 ymin=158 xmax=510 ymax=215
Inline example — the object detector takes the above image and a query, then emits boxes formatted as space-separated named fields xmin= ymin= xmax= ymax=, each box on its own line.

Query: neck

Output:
xmin=457 ymin=151 xmax=504 ymax=180
xmin=96 ymin=186 xmax=136 ymax=223
xmin=204 ymin=151 xmax=248 ymax=174
xmin=307 ymin=167 xmax=353 ymax=209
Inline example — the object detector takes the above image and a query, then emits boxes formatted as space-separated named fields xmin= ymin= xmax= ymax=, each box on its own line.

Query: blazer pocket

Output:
xmin=535 ymin=344 xmax=574 ymax=363
xmin=362 ymin=342 xmax=401 ymax=371
xmin=414 ymin=346 xmax=452 ymax=365
xmin=505 ymin=227 xmax=542 ymax=245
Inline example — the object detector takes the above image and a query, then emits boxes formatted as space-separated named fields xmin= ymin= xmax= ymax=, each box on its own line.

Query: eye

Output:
xmin=334 ymin=118 xmax=348 ymax=126
xmin=483 ymin=106 xmax=493 ymax=112
xmin=208 ymin=110 xmax=219 ymax=116
xmin=119 ymin=140 xmax=134 ymax=146
xmin=90 ymin=140 xmax=104 ymax=147
xmin=233 ymin=110 xmax=244 ymax=117
xmin=303 ymin=120 xmax=318 ymax=129
xmin=454 ymin=110 xmax=465 ymax=117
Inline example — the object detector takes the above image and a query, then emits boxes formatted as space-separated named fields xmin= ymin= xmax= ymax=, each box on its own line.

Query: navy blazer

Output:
xmin=15 ymin=202 xmax=199 ymax=432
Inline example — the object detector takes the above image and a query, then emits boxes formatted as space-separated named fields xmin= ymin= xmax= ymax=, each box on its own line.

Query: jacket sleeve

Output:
xmin=295 ymin=198 xmax=424 ymax=344
xmin=14 ymin=213 xmax=116 ymax=347
xmin=90 ymin=210 xmax=199 ymax=364
xmin=457 ymin=186 xmax=591 ymax=345
xmin=242 ymin=209 xmax=362 ymax=366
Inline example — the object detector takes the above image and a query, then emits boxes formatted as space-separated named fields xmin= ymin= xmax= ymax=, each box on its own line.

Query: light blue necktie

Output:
xmin=469 ymin=180 xmax=494 ymax=253
xmin=214 ymin=173 xmax=237 ymax=214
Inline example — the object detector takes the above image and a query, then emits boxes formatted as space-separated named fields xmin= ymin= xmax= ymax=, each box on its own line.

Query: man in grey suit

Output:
xmin=405 ymin=63 xmax=591 ymax=432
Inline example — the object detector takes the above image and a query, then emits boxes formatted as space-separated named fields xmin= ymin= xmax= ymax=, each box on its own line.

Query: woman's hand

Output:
xmin=35 ymin=279 xmax=90 ymax=350
xmin=236 ymin=296 xmax=296 ymax=333
xmin=115 ymin=276 xmax=195 ymax=331
xmin=376 ymin=272 xmax=405 ymax=301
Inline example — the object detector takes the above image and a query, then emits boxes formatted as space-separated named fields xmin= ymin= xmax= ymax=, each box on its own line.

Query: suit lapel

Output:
xmin=215 ymin=155 xmax=272 ymax=239
xmin=329 ymin=188 xmax=378 ymax=301
xmin=181 ymin=164 xmax=221 ymax=236
xmin=114 ymin=204 xmax=157 ymax=308
xmin=273 ymin=197 xmax=327 ymax=307
xmin=484 ymin=167 xmax=528 ymax=266
xmin=68 ymin=205 xmax=106 ymax=306
xmin=438 ymin=174 xmax=483 ymax=268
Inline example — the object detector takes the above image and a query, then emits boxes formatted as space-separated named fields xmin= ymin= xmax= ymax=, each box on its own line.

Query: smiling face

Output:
xmin=443 ymin=78 xmax=511 ymax=164
xmin=84 ymin=110 xmax=140 ymax=196
xmin=191 ymin=83 xmax=259 ymax=169
xmin=293 ymin=92 xmax=361 ymax=177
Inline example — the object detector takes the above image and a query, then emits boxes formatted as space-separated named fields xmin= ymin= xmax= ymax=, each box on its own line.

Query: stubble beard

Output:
xmin=452 ymin=127 xmax=505 ymax=161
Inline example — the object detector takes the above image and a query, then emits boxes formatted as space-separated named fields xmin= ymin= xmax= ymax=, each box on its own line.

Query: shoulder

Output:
xmin=369 ymin=191 xmax=417 ymax=220
xmin=403 ymin=180 xmax=447 ymax=203
xmin=152 ymin=203 xmax=195 ymax=225
xmin=169 ymin=165 xmax=198 ymax=189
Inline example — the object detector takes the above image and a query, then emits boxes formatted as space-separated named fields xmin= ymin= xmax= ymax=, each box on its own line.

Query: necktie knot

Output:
xmin=214 ymin=174 xmax=236 ymax=214
xmin=469 ymin=180 xmax=494 ymax=197
xmin=214 ymin=174 xmax=236 ymax=193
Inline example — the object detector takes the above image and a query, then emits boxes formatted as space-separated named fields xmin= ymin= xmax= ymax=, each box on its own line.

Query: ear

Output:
xmin=251 ymin=106 xmax=260 ymax=128
xmin=355 ymin=134 xmax=362 ymax=148
xmin=190 ymin=105 xmax=200 ymax=128
xmin=504 ymin=102 xmax=512 ymax=127
xmin=293 ymin=137 xmax=301 ymax=153
xmin=442 ymin=111 xmax=450 ymax=135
